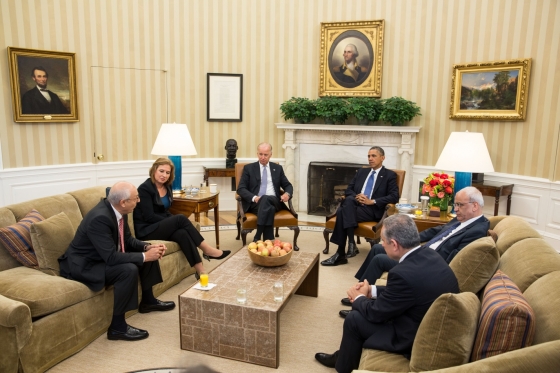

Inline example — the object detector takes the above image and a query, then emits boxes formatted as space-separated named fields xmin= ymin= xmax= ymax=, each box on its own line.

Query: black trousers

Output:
xmin=336 ymin=310 xmax=380 ymax=373
xmin=105 ymin=260 xmax=162 ymax=315
xmin=246 ymin=194 xmax=283 ymax=227
xmin=139 ymin=214 xmax=204 ymax=267
xmin=330 ymin=195 xmax=378 ymax=255
xmin=354 ymin=244 xmax=398 ymax=282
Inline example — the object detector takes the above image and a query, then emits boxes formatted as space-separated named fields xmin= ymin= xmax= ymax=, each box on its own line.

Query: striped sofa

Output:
xmin=355 ymin=216 xmax=560 ymax=372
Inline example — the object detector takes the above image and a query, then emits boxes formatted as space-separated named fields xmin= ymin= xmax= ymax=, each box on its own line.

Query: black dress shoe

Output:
xmin=346 ymin=243 xmax=359 ymax=258
xmin=315 ymin=351 xmax=339 ymax=368
xmin=341 ymin=297 xmax=352 ymax=307
xmin=203 ymin=250 xmax=231 ymax=261
xmin=138 ymin=299 xmax=176 ymax=313
xmin=339 ymin=309 xmax=350 ymax=318
xmin=107 ymin=325 xmax=149 ymax=341
xmin=321 ymin=252 xmax=348 ymax=266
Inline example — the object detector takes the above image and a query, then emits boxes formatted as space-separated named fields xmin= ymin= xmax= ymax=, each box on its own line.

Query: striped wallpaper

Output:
xmin=0 ymin=0 xmax=559 ymax=180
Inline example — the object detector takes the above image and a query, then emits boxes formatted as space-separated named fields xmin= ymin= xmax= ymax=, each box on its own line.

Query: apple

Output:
xmin=271 ymin=249 xmax=279 ymax=257
xmin=273 ymin=239 xmax=282 ymax=247
xmin=282 ymin=242 xmax=292 ymax=252
xmin=257 ymin=243 xmax=265 ymax=252
xmin=279 ymin=249 xmax=287 ymax=256
xmin=248 ymin=242 xmax=257 ymax=251
xmin=264 ymin=240 xmax=272 ymax=246
xmin=262 ymin=248 xmax=269 ymax=256
xmin=256 ymin=240 xmax=264 ymax=245
xmin=250 ymin=248 xmax=258 ymax=254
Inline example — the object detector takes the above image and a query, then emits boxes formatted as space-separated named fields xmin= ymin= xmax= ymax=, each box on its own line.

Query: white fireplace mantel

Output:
xmin=276 ymin=123 xmax=421 ymax=211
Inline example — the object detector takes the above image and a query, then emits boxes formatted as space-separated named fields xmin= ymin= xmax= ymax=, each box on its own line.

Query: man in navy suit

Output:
xmin=237 ymin=142 xmax=294 ymax=241
xmin=322 ymin=146 xmax=399 ymax=266
xmin=59 ymin=182 xmax=175 ymax=342
xmin=21 ymin=66 xmax=69 ymax=114
xmin=315 ymin=214 xmax=459 ymax=373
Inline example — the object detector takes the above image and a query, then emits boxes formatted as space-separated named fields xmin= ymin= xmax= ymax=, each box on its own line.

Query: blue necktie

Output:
xmin=424 ymin=221 xmax=461 ymax=248
xmin=258 ymin=165 xmax=267 ymax=196
xmin=363 ymin=170 xmax=376 ymax=198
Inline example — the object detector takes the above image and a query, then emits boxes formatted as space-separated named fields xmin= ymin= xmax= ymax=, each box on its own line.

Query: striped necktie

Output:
xmin=118 ymin=218 xmax=125 ymax=252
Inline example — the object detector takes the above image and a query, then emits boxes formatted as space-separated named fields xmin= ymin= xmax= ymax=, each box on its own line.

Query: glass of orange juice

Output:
xmin=199 ymin=272 xmax=209 ymax=287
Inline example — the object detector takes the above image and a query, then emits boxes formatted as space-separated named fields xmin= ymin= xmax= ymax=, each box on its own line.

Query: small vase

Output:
xmin=439 ymin=196 xmax=449 ymax=218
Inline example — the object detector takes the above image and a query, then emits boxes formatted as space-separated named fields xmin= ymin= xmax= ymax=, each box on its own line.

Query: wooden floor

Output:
xmin=191 ymin=211 xmax=327 ymax=228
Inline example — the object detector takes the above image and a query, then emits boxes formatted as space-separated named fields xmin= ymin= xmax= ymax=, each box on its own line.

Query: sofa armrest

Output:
xmin=0 ymin=294 xmax=32 ymax=373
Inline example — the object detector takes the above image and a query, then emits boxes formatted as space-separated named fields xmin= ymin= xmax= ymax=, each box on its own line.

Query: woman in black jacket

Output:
xmin=134 ymin=158 xmax=230 ymax=278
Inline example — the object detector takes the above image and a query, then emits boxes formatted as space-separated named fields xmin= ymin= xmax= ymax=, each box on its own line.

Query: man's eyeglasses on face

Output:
xmin=453 ymin=201 xmax=474 ymax=208
xmin=126 ymin=196 xmax=140 ymax=202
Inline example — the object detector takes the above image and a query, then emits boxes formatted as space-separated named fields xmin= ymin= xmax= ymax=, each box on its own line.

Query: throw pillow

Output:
xmin=470 ymin=270 xmax=535 ymax=361
xmin=0 ymin=209 xmax=45 ymax=268
xmin=449 ymin=236 xmax=499 ymax=294
xmin=30 ymin=212 xmax=75 ymax=275
xmin=409 ymin=292 xmax=480 ymax=371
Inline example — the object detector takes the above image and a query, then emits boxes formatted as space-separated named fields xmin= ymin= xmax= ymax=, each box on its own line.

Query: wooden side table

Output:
xmin=472 ymin=181 xmax=514 ymax=216
xmin=169 ymin=188 xmax=221 ymax=248
xmin=413 ymin=215 xmax=452 ymax=232
xmin=204 ymin=167 xmax=236 ymax=191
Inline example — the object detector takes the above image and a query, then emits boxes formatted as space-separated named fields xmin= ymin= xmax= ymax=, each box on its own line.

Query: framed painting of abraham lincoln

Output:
xmin=319 ymin=20 xmax=384 ymax=97
xmin=8 ymin=47 xmax=79 ymax=123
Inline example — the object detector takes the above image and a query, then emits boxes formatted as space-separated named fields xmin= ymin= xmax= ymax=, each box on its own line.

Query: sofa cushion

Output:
xmin=493 ymin=216 xmax=541 ymax=255
xmin=0 ymin=209 xmax=45 ymax=268
xmin=358 ymin=349 xmax=410 ymax=372
xmin=449 ymin=236 xmax=499 ymax=294
xmin=470 ymin=270 xmax=535 ymax=361
xmin=0 ymin=266 xmax=102 ymax=318
xmin=409 ymin=292 xmax=480 ymax=371
xmin=498 ymin=237 xmax=560 ymax=292
xmin=30 ymin=212 xmax=75 ymax=276
xmin=523 ymin=271 xmax=560 ymax=344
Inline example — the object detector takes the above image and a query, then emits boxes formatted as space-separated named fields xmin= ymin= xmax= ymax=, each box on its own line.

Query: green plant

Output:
xmin=279 ymin=97 xmax=316 ymax=123
xmin=346 ymin=97 xmax=384 ymax=122
xmin=379 ymin=96 xmax=422 ymax=125
xmin=314 ymin=96 xmax=349 ymax=124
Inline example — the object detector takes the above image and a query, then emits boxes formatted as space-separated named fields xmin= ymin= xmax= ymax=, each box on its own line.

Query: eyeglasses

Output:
xmin=453 ymin=202 xmax=474 ymax=208
xmin=125 ymin=196 xmax=140 ymax=202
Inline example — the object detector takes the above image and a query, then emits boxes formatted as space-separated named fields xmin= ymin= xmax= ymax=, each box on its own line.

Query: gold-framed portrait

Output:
xmin=7 ymin=47 xmax=79 ymax=123
xmin=450 ymin=58 xmax=531 ymax=121
xmin=319 ymin=20 xmax=384 ymax=97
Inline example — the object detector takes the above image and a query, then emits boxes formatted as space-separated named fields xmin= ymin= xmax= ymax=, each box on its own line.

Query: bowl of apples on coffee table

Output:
xmin=247 ymin=239 xmax=294 ymax=267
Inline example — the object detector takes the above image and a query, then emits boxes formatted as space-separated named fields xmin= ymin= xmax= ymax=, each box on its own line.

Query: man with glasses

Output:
xmin=59 ymin=181 xmax=175 ymax=342
xmin=338 ymin=186 xmax=488 ymax=318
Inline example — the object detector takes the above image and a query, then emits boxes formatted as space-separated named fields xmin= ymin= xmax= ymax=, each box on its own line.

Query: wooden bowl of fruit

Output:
xmin=247 ymin=239 xmax=294 ymax=267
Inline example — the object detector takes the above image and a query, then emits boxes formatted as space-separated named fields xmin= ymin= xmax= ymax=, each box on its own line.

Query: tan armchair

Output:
xmin=234 ymin=163 xmax=300 ymax=250
xmin=322 ymin=169 xmax=405 ymax=254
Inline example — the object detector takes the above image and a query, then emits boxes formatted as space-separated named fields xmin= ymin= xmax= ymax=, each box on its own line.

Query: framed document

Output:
xmin=207 ymin=73 xmax=243 ymax=122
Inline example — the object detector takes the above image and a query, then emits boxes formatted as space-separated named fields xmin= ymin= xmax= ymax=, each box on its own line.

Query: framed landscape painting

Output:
xmin=319 ymin=20 xmax=384 ymax=97
xmin=450 ymin=58 xmax=531 ymax=121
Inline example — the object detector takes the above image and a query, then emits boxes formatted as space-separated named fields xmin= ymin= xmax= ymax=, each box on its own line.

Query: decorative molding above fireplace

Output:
xmin=276 ymin=123 xmax=421 ymax=211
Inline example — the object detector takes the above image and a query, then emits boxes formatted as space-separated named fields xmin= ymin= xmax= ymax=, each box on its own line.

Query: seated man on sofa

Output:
xmin=58 ymin=181 xmax=175 ymax=341
xmin=339 ymin=186 xmax=489 ymax=317
xmin=315 ymin=214 xmax=459 ymax=373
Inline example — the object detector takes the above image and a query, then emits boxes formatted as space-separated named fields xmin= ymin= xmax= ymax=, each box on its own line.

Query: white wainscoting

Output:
xmin=1 ymin=160 xmax=559 ymax=251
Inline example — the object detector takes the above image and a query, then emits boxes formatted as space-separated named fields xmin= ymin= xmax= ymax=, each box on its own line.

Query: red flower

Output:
xmin=433 ymin=173 xmax=441 ymax=177
xmin=437 ymin=191 xmax=445 ymax=198
xmin=440 ymin=173 xmax=448 ymax=179
xmin=445 ymin=186 xmax=453 ymax=194
xmin=429 ymin=179 xmax=438 ymax=186
xmin=442 ymin=179 xmax=451 ymax=187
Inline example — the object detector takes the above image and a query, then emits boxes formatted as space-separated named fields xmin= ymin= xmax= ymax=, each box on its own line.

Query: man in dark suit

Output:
xmin=315 ymin=214 xmax=459 ymax=373
xmin=21 ymin=66 xmax=69 ymax=114
xmin=339 ymin=187 xmax=489 ymax=315
xmin=321 ymin=146 xmax=399 ymax=266
xmin=58 ymin=181 xmax=175 ymax=342
xmin=237 ymin=142 xmax=294 ymax=241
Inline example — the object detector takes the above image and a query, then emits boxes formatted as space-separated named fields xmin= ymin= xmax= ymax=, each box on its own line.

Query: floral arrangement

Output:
xmin=421 ymin=172 xmax=455 ymax=209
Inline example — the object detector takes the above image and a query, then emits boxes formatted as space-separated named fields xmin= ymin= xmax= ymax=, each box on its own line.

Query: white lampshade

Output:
xmin=435 ymin=131 xmax=494 ymax=173
xmin=151 ymin=123 xmax=197 ymax=156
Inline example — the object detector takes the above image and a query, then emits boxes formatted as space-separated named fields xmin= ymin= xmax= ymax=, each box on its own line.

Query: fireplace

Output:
xmin=307 ymin=162 xmax=364 ymax=216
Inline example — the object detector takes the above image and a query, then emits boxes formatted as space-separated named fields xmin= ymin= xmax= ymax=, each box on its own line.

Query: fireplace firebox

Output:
xmin=307 ymin=162 xmax=365 ymax=216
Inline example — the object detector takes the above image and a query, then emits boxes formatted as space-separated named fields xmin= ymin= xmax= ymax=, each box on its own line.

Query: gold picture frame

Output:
xmin=319 ymin=20 xmax=384 ymax=97
xmin=7 ymin=47 xmax=79 ymax=123
xmin=450 ymin=58 xmax=531 ymax=121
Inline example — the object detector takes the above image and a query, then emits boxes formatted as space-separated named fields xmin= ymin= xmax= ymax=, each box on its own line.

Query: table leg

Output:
xmin=214 ymin=205 xmax=220 ymax=249
xmin=295 ymin=258 xmax=319 ymax=297
xmin=506 ymin=195 xmax=512 ymax=215
xmin=194 ymin=212 xmax=200 ymax=222
xmin=493 ymin=191 xmax=500 ymax=216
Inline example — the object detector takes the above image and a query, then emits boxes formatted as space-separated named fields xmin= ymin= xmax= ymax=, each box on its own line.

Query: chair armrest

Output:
xmin=287 ymin=199 xmax=298 ymax=218
xmin=236 ymin=194 xmax=247 ymax=220
xmin=371 ymin=203 xmax=396 ymax=234
xmin=0 ymin=294 xmax=32 ymax=353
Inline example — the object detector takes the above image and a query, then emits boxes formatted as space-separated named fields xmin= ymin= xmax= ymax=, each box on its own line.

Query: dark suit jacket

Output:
xmin=352 ymin=247 xmax=459 ymax=354
xmin=133 ymin=178 xmax=173 ymax=238
xmin=345 ymin=166 xmax=400 ymax=221
xmin=237 ymin=162 xmax=294 ymax=213
xmin=420 ymin=215 xmax=490 ymax=263
xmin=58 ymin=199 xmax=147 ymax=292
xmin=21 ymin=86 xmax=69 ymax=114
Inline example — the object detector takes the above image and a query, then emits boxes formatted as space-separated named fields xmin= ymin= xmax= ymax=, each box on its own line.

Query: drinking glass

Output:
xmin=199 ymin=272 xmax=209 ymax=288
xmin=236 ymin=286 xmax=247 ymax=304
xmin=273 ymin=281 xmax=283 ymax=302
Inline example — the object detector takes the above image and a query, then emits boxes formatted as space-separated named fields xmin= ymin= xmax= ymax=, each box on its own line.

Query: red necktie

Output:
xmin=118 ymin=218 xmax=125 ymax=252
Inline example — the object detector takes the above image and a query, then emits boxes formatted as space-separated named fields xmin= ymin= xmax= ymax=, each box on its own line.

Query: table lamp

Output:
xmin=434 ymin=131 xmax=494 ymax=208
xmin=151 ymin=123 xmax=197 ymax=193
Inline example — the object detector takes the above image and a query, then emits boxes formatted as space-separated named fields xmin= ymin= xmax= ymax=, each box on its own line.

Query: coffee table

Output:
xmin=178 ymin=248 xmax=319 ymax=368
